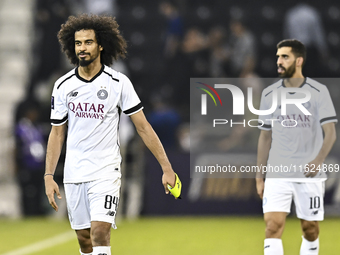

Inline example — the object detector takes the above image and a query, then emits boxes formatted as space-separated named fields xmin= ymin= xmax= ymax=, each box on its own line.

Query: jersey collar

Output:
xmin=281 ymin=77 xmax=307 ymax=88
xmin=75 ymin=65 xmax=104 ymax=83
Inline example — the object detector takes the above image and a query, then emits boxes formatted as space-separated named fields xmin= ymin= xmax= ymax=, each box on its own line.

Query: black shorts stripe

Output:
xmin=124 ymin=103 xmax=143 ymax=115
xmin=320 ymin=116 xmax=337 ymax=124
xmin=51 ymin=114 xmax=68 ymax=124
xmin=57 ymin=74 xmax=75 ymax=89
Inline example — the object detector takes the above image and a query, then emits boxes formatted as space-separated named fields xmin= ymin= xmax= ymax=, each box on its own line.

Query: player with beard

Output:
xmin=44 ymin=14 xmax=179 ymax=255
xmin=256 ymin=39 xmax=337 ymax=255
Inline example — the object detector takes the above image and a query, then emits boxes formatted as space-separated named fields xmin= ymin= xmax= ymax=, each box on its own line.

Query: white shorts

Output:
xmin=262 ymin=179 xmax=325 ymax=221
xmin=64 ymin=177 xmax=121 ymax=230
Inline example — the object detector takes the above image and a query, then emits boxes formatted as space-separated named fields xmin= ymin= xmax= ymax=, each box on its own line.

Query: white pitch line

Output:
xmin=1 ymin=231 xmax=75 ymax=255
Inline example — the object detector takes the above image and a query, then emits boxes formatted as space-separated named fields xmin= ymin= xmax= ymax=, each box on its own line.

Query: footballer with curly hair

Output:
xmin=44 ymin=14 xmax=178 ymax=255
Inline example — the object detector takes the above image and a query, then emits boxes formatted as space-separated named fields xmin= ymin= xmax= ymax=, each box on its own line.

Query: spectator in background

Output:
xmin=159 ymin=1 xmax=188 ymax=113
xmin=229 ymin=19 xmax=256 ymax=77
xmin=182 ymin=26 xmax=230 ymax=78
xmin=68 ymin=0 xmax=117 ymax=16
xmin=181 ymin=27 xmax=209 ymax=77
xmin=160 ymin=1 xmax=184 ymax=59
xmin=84 ymin=0 xmax=117 ymax=16
xmin=15 ymin=100 xmax=46 ymax=216
xmin=148 ymin=94 xmax=181 ymax=150
xmin=206 ymin=26 xmax=230 ymax=77
xmin=28 ymin=0 xmax=69 ymax=96
xmin=159 ymin=0 xmax=185 ymax=85
xmin=284 ymin=3 xmax=329 ymax=77
xmin=182 ymin=28 xmax=207 ymax=54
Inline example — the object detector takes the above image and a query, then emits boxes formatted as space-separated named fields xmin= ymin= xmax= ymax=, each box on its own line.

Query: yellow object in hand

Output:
xmin=167 ymin=173 xmax=182 ymax=199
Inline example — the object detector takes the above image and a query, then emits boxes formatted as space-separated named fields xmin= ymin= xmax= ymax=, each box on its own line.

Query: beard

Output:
xmin=77 ymin=51 xmax=99 ymax=67
xmin=79 ymin=58 xmax=95 ymax=67
xmin=278 ymin=60 xmax=296 ymax=78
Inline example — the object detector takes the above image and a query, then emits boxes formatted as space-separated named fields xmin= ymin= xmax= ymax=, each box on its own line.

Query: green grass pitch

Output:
xmin=0 ymin=216 xmax=339 ymax=254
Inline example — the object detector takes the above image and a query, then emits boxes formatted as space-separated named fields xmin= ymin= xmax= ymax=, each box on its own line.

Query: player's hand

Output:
xmin=162 ymin=170 xmax=176 ymax=195
xmin=255 ymin=178 xmax=265 ymax=200
xmin=44 ymin=176 xmax=62 ymax=211
xmin=304 ymin=159 xmax=323 ymax=178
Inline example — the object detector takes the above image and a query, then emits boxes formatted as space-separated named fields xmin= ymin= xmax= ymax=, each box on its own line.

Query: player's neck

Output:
xmin=78 ymin=59 xmax=102 ymax=81
xmin=284 ymin=78 xmax=305 ymax=88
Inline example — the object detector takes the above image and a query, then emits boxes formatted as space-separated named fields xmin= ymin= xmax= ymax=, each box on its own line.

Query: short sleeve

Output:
xmin=258 ymin=89 xmax=274 ymax=130
xmin=119 ymin=75 xmax=143 ymax=116
xmin=50 ymin=82 xmax=68 ymax=126
xmin=318 ymin=86 xmax=337 ymax=125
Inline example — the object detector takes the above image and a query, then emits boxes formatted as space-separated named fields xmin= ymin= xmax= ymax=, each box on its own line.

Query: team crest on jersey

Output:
xmin=97 ymin=89 xmax=108 ymax=100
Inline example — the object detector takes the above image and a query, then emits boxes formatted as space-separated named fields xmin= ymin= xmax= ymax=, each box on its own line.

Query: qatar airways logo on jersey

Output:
xmin=68 ymin=102 xmax=104 ymax=120
xmin=276 ymin=114 xmax=311 ymax=128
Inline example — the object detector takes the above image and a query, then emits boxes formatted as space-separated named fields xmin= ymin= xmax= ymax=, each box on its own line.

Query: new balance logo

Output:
xmin=70 ymin=91 xmax=78 ymax=97
xmin=311 ymin=210 xmax=318 ymax=215
xmin=264 ymin=245 xmax=270 ymax=249
xmin=310 ymin=247 xmax=317 ymax=250
xmin=106 ymin=210 xmax=115 ymax=216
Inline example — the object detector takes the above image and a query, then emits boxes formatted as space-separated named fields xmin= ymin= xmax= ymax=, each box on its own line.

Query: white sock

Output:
xmin=79 ymin=249 xmax=92 ymax=255
xmin=264 ymin=238 xmax=283 ymax=255
xmin=300 ymin=236 xmax=319 ymax=255
xmin=92 ymin=246 xmax=111 ymax=255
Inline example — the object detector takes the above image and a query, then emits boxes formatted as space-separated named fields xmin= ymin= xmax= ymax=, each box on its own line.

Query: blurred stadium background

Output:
xmin=1 ymin=0 xmax=340 ymax=254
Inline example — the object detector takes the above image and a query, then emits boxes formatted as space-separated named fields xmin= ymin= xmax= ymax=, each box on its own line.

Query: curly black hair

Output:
xmin=58 ymin=14 xmax=127 ymax=66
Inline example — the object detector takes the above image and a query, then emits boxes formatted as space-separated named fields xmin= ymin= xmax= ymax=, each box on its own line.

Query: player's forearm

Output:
xmin=45 ymin=126 xmax=65 ymax=175
xmin=136 ymin=123 xmax=172 ymax=173
xmin=256 ymin=151 xmax=268 ymax=180
xmin=315 ymin=123 xmax=336 ymax=162
xmin=256 ymin=131 xmax=272 ymax=179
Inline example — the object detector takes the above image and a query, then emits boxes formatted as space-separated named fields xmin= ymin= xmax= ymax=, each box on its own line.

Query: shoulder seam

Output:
xmin=304 ymin=83 xmax=320 ymax=92
xmin=57 ymin=74 xmax=75 ymax=89
xmin=265 ymin=90 xmax=273 ymax=97
xmin=264 ymin=82 xmax=282 ymax=97
xmin=103 ymin=70 xmax=119 ymax=82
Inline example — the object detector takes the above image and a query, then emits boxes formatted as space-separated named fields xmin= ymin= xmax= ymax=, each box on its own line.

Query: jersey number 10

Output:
xmin=309 ymin=196 xmax=320 ymax=209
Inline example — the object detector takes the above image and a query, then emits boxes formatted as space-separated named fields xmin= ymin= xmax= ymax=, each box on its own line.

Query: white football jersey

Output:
xmin=51 ymin=65 xmax=143 ymax=183
xmin=258 ymin=78 xmax=337 ymax=181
